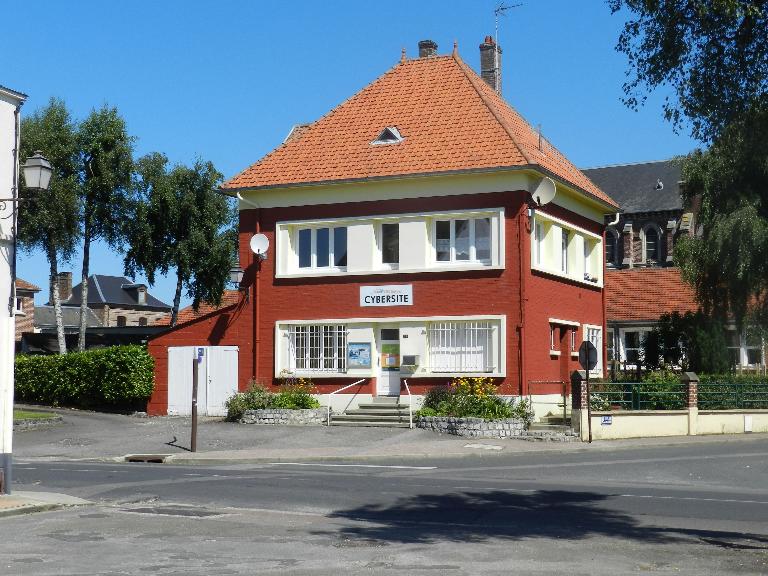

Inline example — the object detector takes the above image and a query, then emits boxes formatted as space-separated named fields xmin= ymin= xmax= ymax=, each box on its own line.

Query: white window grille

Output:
xmin=288 ymin=324 xmax=347 ymax=373
xmin=427 ymin=321 xmax=493 ymax=373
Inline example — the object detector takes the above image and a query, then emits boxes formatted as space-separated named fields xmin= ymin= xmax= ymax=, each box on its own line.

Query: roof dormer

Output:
xmin=371 ymin=126 xmax=404 ymax=146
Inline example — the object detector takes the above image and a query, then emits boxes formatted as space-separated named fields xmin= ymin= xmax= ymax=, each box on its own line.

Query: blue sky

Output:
xmin=2 ymin=0 xmax=698 ymax=307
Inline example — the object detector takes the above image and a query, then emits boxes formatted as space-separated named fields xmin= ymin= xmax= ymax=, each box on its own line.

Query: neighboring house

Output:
xmin=54 ymin=272 xmax=172 ymax=327
xmin=153 ymin=291 xmax=241 ymax=327
xmin=585 ymin=160 xmax=764 ymax=371
xmin=583 ymin=160 xmax=690 ymax=269
xmin=146 ymin=38 xmax=618 ymax=416
xmin=14 ymin=278 xmax=40 ymax=342
xmin=33 ymin=304 xmax=103 ymax=333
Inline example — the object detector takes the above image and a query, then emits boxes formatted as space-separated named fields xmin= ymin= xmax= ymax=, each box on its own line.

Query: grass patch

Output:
xmin=13 ymin=410 xmax=57 ymax=420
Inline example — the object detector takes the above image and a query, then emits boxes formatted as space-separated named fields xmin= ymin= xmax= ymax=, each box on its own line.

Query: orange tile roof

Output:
xmin=223 ymin=52 xmax=617 ymax=209
xmin=153 ymin=290 xmax=241 ymax=326
xmin=15 ymin=278 xmax=40 ymax=292
xmin=606 ymin=268 xmax=699 ymax=322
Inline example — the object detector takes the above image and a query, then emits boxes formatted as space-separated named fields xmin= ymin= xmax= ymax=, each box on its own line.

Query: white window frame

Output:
xmin=276 ymin=208 xmax=504 ymax=278
xmin=14 ymin=297 xmax=24 ymax=316
xmin=296 ymin=226 xmax=348 ymax=271
xmin=287 ymin=324 xmax=348 ymax=374
xmin=432 ymin=216 xmax=493 ymax=265
xmin=619 ymin=328 xmax=650 ymax=367
xmin=379 ymin=222 xmax=400 ymax=269
xmin=605 ymin=228 xmax=619 ymax=267
xmin=531 ymin=211 xmax=603 ymax=287
xmin=583 ymin=324 xmax=604 ymax=376
xmin=427 ymin=320 xmax=496 ymax=374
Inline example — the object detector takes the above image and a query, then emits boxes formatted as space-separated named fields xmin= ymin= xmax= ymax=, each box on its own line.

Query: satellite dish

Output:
xmin=249 ymin=234 xmax=270 ymax=260
xmin=532 ymin=177 xmax=557 ymax=206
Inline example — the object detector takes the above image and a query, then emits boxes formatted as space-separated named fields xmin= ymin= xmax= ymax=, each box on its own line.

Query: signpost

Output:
xmin=578 ymin=340 xmax=598 ymax=443
xmin=191 ymin=348 xmax=204 ymax=452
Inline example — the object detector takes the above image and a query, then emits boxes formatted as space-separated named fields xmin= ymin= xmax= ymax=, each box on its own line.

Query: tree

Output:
xmin=610 ymin=0 xmax=768 ymax=142
xmin=74 ymin=107 xmax=134 ymax=350
xmin=125 ymin=155 xmax=236 ymax=326
xmin=18 ymin=99 xmax=80 ymax=354
xmin=611 ymin=1 xmax=768 ymax=328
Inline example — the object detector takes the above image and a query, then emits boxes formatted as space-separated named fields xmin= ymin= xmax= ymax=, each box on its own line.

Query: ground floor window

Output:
xmin=606 ymin=328 xmax=615 ymax=362
xmin=584 ymin=325 xmax=603 ymax=374
xmin=427 ymin=321 xmax=492 ymax=373
xmin=288 ymin=324 xmax=347 ymax=373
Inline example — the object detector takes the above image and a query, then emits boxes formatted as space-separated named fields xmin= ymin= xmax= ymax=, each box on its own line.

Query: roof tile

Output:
xmin=223 ymin=54 xmax=617 ymax=208
xmin=606 ymin=268 xmax=699 ymax=322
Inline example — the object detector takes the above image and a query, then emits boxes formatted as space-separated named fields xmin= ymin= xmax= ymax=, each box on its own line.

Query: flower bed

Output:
xmin=240 ymin=408 xmax=327 ymax=426
xmin=417 ymin=416 xmax=525 ymax=438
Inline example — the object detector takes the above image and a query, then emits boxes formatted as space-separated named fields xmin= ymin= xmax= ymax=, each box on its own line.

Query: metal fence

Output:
xmin=590 ymin=382 xmax=686 ymax=411
xmin=698 ymin=380 xmax=768 ymax=410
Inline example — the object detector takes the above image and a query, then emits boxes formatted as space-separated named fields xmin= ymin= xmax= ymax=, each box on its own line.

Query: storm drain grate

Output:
xmin=124 ymin=454 xmax=170 ymax=463
xmin=119 ymin=505 xmax=227 ymax=518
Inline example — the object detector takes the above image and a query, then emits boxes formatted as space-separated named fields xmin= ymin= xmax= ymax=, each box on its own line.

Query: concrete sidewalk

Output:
xmin=0 ymin=491 xmax=90 ymax=517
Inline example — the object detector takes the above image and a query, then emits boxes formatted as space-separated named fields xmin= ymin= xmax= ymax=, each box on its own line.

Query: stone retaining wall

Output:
xmin=240 ymin=408 xmax=328 ymax=426
xmin=417 ymin=416 xmax=525 ymax=438
xmin=13 ymin=415 xmax=63 ymax=431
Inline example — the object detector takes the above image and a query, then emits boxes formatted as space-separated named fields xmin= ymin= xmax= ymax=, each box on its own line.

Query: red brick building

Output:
xmin=147 ymin=40 xmax=618 ymax=415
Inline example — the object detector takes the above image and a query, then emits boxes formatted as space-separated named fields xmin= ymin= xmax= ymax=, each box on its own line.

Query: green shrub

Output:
xmin=225 ymin=382 xmax=273 ymax=421
xmin=14 ymin=345 xmax=154 ymax=410
xmin=225 ymin=377 xmax=320 ymax=421
xmin=422 ymin=386 xmax=453 ymax=410
xmin=420 ymin=377 xmax=533 ymax=422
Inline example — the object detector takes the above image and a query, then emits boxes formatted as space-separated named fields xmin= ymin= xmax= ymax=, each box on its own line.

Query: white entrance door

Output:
xmin=166 ymin=346 xmax=239 ymax=416
xmin=377 ymin=327 xmax=401 ymax=396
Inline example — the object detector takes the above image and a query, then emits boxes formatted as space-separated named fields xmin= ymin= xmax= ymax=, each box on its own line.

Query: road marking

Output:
xmin=464 ymin=444 xmax=503 ymax=451
xmin=617 ymin=493 xmax=768 ymax=505
xmin=269 ymin=463 xmax=437 ymax=470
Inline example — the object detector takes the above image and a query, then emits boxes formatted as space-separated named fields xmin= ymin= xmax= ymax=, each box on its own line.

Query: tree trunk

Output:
xmin=47 ymin=244 xmax=66 ymax=354
xmin=77 ymin=225 xmax=91 ymax=351
xmin=170 ymin=272 xmax=183 ymax=327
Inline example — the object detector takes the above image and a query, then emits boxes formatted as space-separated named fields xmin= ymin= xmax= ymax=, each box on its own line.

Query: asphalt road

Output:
xmin=4 ymin=439 xmax=768 ymax=575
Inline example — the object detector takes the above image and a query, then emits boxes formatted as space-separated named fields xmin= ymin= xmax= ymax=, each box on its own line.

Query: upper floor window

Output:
xmin=381 ymin=223 xmax=399 ymax=266
xmin=138 ymin=317 xmax=147 ymax=326
xmin=277 ymin=207 xmax=504 ymax=278
xmin=14 ymin=297 xmax=24 ymax=315
xmin=298 ymin=226 xmax=347 ymax=269
xmin=643 ymin=225 xmax=662 ymax=264
xmin=434 ymin=217 xmax=491 ymax=264
xmin=532 ymin=212 xmax=603 ymax=286
xmin=116 ymin=316 xmax=127 ymax=327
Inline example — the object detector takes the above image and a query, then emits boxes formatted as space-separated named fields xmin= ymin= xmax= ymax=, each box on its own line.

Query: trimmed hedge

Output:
xmin=15 ymin=345 xmax=154 ymax=410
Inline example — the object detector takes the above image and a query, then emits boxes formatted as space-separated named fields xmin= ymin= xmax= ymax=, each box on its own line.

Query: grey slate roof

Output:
xmin=582 ymin=160 xmax=683 ymax=214
xmin=34 ymin=306 xmax=103 ymax=329
xmin=64 ymin=275 xmax=171 ymax=310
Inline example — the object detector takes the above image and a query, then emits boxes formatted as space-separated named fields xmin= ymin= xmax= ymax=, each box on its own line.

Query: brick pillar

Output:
xmin=681 ymin=372 xmax=699 ymax=435
xmin=571 ymin=370 xmax=587 ymax=409
xmin=622 ymin=222 xmax=633 ymax=267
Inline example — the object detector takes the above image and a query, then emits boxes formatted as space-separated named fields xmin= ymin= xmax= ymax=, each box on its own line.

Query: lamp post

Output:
xmin=0 ymin=148 xmax=52 ymax=495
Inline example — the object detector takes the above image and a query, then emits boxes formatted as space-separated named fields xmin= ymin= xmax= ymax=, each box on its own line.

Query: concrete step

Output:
xmin=330 ymin=420 xmax=412 ymax=428
xmin=518 ymin=428 xmax=580 ymax=443
xmin=332 ymin=413 xmax=412 ymax=423
xmin=371 ymin=396 xmax=400 ymax=404
xmin=346 ymin=408 xmax=412 ymax=416
xmin=355 ymin=403 xmax=411 ymax=411
xmin=537 ymin=416 xmax=572 ymax=426
xmin=530 ymin=423 xmax=572 ymax=432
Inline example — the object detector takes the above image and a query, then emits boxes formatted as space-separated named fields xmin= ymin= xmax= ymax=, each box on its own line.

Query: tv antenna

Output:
xmin=494 ymin=2 xmax=522 ymax=93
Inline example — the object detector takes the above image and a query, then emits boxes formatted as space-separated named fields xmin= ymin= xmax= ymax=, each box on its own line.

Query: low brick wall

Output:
xmin=417 ymin=416 xmax=525 ymax=438
xmin=240 ymin=408 xmax=328 ymax=426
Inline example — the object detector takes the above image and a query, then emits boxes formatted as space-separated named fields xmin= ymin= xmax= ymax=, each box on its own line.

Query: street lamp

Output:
xmin=0 ymin=149 xmax=52 ymax=495
xmin=21 ymin=151 xmax=53 ymax=192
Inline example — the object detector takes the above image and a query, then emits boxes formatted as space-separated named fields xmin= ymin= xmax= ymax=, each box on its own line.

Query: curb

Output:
xmin=0 ymin=502 xmax=63 ymax=518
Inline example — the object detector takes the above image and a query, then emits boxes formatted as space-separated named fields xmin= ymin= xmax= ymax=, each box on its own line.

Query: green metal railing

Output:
xmin=590 ymin=382 xmax=686 ymax=411
xmin=698 ymin=381 xmax=768 ymax=410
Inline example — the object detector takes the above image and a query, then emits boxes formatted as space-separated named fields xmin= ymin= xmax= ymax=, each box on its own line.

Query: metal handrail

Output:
xmin=327 ymin=379 xmax=366 ymax=426
xmin=402 ymin=379 xmax=413 ymax=429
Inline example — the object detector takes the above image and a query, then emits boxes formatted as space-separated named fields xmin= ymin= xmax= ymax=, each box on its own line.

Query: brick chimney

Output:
xmin=50 ymin=271 xmax=72 ymax=304
xmin=418 ymin=39 xmax=438 ymax=58
xmin=480 ymin=35 xmax=502 ymax=93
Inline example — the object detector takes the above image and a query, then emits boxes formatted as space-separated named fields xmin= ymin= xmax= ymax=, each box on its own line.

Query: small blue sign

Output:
xmin=601 ymin=415 xmax=613 ymax=426
xmin=197 ymin=347 xmax=205 ymax=364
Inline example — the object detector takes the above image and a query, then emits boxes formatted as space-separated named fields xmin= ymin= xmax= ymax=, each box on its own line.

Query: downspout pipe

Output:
xmin=606 ymin=212 xmax=620 ymax=226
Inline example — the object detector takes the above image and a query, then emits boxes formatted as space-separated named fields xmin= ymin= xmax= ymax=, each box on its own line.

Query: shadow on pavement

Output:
xmin=321 ymin=490 xmax=768 ymax=548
